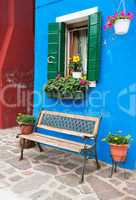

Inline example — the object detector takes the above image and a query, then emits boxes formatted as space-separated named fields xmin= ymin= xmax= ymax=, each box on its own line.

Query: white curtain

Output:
xmin=79 ymin=29 xmax=87 ymax=75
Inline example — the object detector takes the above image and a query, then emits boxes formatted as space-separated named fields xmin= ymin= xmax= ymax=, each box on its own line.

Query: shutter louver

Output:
xmin=87 ymin=12 xmax=101 ymax=81
xmin=48 ymin=22 xmax=65 ymax=79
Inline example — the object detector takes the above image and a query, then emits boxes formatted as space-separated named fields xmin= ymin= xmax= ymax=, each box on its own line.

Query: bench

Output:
xmin=19 ymin=111 xmax=101 ymax=183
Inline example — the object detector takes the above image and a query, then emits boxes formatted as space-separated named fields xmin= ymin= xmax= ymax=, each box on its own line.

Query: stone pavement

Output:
xmin=0 ymin=127 xmax=136 ymax=200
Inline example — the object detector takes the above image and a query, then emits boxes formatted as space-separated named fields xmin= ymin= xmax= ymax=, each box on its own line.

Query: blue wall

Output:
xmin=34 ymin=0 xmax=136 ymax=169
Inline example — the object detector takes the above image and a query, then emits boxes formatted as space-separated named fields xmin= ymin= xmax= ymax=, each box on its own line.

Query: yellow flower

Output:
xmin=72 ymin=55 xmax=80 ymax=63
xmin=82 ymin=75 xmax=87 ymax=80
xmin=114 ymin=137 xmax=118 ymax=140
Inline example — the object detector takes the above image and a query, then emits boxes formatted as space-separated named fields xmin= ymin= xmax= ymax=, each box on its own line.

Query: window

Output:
xmin=47 ymin=8 xmax=101 ymax=86
xmin=66 ymin=22 xmax=88 ymax=76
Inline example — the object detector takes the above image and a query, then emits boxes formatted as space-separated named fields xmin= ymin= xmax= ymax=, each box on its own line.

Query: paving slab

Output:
xmin=0 ymin=127 xmax=136 ymax=200
xmin=12 ymin=174 xmax=51 ymax=194
xmin=7 ymin=157 xmax=32 ymax=170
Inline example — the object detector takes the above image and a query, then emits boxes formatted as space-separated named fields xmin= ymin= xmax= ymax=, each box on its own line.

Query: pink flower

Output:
xmin=120 ymin=10 xmax=125 ymax=16
xmin=111 ymin=16 xmax=115 ymax=21
xmin=127 ymin=12 xmax=134 ymax=20
xmin=80 ymin=79 xmax=87 ymax=85
xmin=107 ymin=21 xmax=113 ymax=28
xmin=107 ymin=16 xmax=112 ymax=20
xmin=114 ymin=12 xmax=118 ymax=18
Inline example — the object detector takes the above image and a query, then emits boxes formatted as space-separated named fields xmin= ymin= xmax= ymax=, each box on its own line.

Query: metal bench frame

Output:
xmin=19 ymin=111 xmax=101 ymax=183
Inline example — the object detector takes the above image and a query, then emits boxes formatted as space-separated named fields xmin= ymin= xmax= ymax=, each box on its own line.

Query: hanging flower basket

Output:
xmin=114 ymin=19 xmax=130 ymax=35
xmin=104 ymin=11 xmax=133 ymax=35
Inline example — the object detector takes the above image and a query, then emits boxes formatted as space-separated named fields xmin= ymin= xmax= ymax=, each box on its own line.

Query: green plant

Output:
xmin=102 ymin=132 xmax=132 ymax=145
xmin=45 ymin=76 xmax=89 ymax=97
xmin=16 ymin=114 xmax=36 ymax=125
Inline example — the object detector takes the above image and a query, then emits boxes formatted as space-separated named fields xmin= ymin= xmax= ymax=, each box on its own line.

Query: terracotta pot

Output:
xmin=19 ymin=138 xmax=35 ymax=149
xmin=20 ymin=124 xmax=34 ymax=135
xmin=110 ymin=144 xmax=128 ymax=162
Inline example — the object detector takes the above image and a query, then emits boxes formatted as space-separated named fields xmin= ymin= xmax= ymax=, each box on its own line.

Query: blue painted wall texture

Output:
xmin=34 ymin=0 xmax=136 ymax=169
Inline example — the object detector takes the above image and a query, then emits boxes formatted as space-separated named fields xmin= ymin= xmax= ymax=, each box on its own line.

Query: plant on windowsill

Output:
xmin=102 ymin=132 xmax=132 ymax=162
xmin=16 ymin=113 xmax=36 ymax=135
xmin=69 ymin=55 xmax=82 ymax=79
xmin=45 ymin=75 xmax=89 ymax=100
xmin=104 ymin=10 xmax=133 ymax=35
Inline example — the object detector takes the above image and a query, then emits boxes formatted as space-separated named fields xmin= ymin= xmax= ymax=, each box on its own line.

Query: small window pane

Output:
xmin=67 ymin=25 xmax=88 ymax=76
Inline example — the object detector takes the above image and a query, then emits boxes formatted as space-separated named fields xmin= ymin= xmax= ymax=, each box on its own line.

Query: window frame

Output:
xmin=56 ymin=7 xmax=99 ymax=87
xmin=66 ymin=25 xmax=88 ymax=76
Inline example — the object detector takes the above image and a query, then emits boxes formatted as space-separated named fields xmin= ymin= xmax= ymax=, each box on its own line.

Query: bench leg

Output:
xmin=94 ymin=142 xmax=101 ymax=169
xmin=80 ymin=146 xmax=87 ymax=184
xmin=37 ymin=143 xmax=44 ymax=152
xmin=19 ymin=138 xmax=25 ymax=161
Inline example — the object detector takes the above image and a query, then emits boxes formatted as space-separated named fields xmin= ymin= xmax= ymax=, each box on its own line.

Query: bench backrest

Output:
xmin=37 ymin=111 xmax=100 ymax=138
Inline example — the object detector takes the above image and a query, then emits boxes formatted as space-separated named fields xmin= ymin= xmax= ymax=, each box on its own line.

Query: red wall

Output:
xmin=0 ymin=0 xmax=34 ymax=128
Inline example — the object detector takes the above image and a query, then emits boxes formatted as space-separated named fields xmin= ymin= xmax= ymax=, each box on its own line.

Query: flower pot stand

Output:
xmin=110 ymin=159 xmax=119 ymax=177
xmin=110 ymin=158 xmax=127 ymax=178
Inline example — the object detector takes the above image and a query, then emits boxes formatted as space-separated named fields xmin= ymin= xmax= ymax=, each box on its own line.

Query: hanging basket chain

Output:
xmin=117 ymin=0 xmax=127 ymax=14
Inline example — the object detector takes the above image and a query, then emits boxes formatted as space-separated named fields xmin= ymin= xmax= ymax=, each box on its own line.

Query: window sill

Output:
xmin=89 ymin=81 xmax=96 ymax=88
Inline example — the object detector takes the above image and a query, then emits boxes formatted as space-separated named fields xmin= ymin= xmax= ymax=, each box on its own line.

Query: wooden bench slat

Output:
xmin=20 ymin=133 xmax=92 ymax=153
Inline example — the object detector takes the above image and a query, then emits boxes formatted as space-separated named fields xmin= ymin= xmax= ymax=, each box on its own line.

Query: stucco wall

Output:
xmin=0 ymin=0 xmax=34 ymax=128
xmin=34 ymin=0 xmax=136 ymax=169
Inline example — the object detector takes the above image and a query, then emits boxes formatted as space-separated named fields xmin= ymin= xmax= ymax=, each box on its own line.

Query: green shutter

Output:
xmin=87 ymin=12 xmax=101 ymax=81
xmin=48 ymin=22 xmax=65 ymax=79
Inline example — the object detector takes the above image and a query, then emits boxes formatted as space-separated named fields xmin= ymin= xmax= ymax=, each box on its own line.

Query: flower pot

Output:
xmin=114 ymin=19 xmax=130 ymax=35
xmin=74 ymin=91 xmax=84 ymax=100
xmin=47 ymin=91 xmax=85 ymax=100
xmin=20 ymin=124 xmax=34 ymax=135
xmin=110 ymin=144 xmax=128 ymax=162
xmin=72 ymin=72 xmax=82 ymax=79
xmin=19 ymin=138 xmax=35 ymax=149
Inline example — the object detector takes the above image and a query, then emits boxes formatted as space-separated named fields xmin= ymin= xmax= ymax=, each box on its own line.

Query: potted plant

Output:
xmin=102 ymin=132 xmax=132 ymax=162
xmin=104 ymin=10 xmax=133 ymax=35
xmin=69 ymin=55 xmax=82 ymax=78
xmin=45 ymin=76 xmax=89 ymax=99
xmin=16 ymin=113 xmax=36 ymax=135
